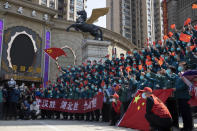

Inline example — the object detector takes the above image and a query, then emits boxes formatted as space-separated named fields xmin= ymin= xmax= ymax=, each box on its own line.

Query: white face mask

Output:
xmin=142 ymin=93 xmax=147 ymax=99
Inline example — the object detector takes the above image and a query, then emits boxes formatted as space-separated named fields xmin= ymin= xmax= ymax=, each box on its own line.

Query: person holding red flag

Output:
xmin=142 ymin=87 xmax=173 ymax=131
xmin=110 ymin=93 xmax=122 ymax=126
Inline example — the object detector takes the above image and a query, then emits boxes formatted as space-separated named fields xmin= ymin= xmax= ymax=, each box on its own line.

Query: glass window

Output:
xmin=49 ymin=0 xmax=55 ymax=8
xmin=41 ymin=0 xmax=47 ymax=5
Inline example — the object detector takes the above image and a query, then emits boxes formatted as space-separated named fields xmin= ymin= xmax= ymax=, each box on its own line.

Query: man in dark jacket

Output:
xmin=174 ymin=63 xmax=193 ymax=131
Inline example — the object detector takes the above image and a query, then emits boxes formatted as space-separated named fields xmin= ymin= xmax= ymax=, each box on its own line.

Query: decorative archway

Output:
xmin=57 ymin=46 xmax=76 ymax=67
xmin=7 ymin=31 xmax=37 ymax=69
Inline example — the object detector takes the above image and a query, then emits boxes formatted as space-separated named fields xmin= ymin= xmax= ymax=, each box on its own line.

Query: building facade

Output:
xmin=35 ymin=0 xmax=86 ymax=21
xmin=0 ymin=0 xmax=135 ymax=83
xmin=166 ymin=0 xmax=197 ymax=31
xmin=106 ymin=0 xmax=164 ymax=48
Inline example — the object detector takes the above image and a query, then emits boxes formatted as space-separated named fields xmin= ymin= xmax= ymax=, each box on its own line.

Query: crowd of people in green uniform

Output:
xmin=0 ymin=20 xmax=197 ymax=130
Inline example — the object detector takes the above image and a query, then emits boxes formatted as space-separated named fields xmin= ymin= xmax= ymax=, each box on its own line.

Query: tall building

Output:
xmin=36 ymin=0 xmax=87 ymax=21
xmin=165 ymin=0 xmax=197 ymax=31
xmin=106 ymin=0 xmax=164 ymax=48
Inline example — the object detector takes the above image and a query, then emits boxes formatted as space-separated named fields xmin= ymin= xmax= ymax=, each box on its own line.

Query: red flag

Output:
xmin=145 ymin=59 xmax=152 ymax=66
xmin=163 ymin=35 xmax=169 ymax=40
xmin=179 ymin=33 xmax=192 ymax=43
xmin=158 ymin=40 xmax=162 ymax=45
xmin=138 ymin=65 xmax=142 ymax=70
xmin=101 ymin=80 xmax=105 ymax=87
xmin=118 ymin=89 xmax=173 ymax=131
xmin=168 ymin=32 xmax=173 ymax=37
xmin=184 ymin=18 xmax=191 ymax=26
xmin=170 ymin=24 xmax=175 ymax=29
xmin=44 ymin=48 xmax=66 ymax=60
xmin=153 ymin=41 xmax=156 ymax=46
xmin=194 ymin=25 xmax=197 ymax=30
xmin=126 ymin=66 xmax=132 ymax=73
xmin=192 ymin=4 xmax=197 ymax=9
xmin=146 ymin=55 xmax=151 ymax=61
xmin=127 ymin=51 xmax=132 ymax=54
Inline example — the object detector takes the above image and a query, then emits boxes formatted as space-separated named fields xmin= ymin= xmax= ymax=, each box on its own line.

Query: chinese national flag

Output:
xmin=194 ymin=25 xmax=197 ymax=30
xmin=170 ymin=24 xmax=176 ymax=29
xmin=44 ymin=48 xmax=66 ymax=60
xmin=138 ymin=65 xmax=143 ymax=70
xmin=101 ymin=80 xmax=105 ymax=87
xmin=168 ymin=32 xmax=173 ymax=37
xmin=184 ymin=18 xmax=191 ymax=26
xmin=118 ymin=89 xmax=173 ymax=131
xmin=192 ymin=4 xmax=197 ymax=9
xmin=179 ymin=33 xmax=192 ymax=43
xmin=145 ymin=60 xmax=152 ymax=66
xmin=190 ymin=45 xmax=196 ymax=51
xmin=126 ymin=66 xmax=132 ymax=73
xmin=146 ymin=55 xmax=151 ymax=61
xmin=127 ymin=51 xmax=132 ymax=54
xmin=163 ymin=35 xmax=169 ymax=40
xmin=153 ymin=41 xmax=156 ymax=46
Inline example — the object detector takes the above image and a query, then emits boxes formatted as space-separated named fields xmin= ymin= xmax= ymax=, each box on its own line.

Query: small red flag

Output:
xmin=126 ymin=66 xmax=132 ymax=73
xmin=163 ymin=35 xmax=169 ymax=40
xmin=170 ymin=24 xmax=176 ymax=29
xmin=168 ymin=32 xmax=173 ymax=37
xmin=101 ymin=80 xmax=105 ymax=87
xmin=179 ymin=33 xmax=192 ymax=43
xmin=192 ymin=4 xmax=197 ymax=9
xmin=184 ymin=18 xmax=191 ymax=26
xmin=153 ymin=41 xmax=156 ymax=46
xmin=145 ymin=59 xmax=152 ymax=66
xmin=138 ymin=65 xmax=142 ymax=70
xmin=194 ymin=25 xmax=197 ymax=30
xmin=158 ymin=40 xmax=162 ymax=45
xmin=127 ymin=51 xmax=132 ymax=54
xmin=146 ymin=55 xmax=151 ymax=61
xmin=44 ymin=48 xmax=66 ymax=60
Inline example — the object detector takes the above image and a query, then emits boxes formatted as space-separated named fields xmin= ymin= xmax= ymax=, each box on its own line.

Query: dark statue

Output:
xmin=66 ymin=10 xmax=103 ymax=41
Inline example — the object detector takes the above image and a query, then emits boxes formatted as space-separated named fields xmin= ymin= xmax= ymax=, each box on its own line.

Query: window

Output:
xmin=41 ymin=0 xmax=47 ymax=5
xmin=49 ymin=0 xmax=55 ymax=8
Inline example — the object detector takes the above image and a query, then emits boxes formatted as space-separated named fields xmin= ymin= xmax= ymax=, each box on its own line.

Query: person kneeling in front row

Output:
xmin=141 ymin=87 xmax=173 ymax=131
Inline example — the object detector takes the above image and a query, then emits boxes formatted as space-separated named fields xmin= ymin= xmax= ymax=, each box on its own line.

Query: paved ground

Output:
xmin=0 ymin=119 xmax=196 ymax=131
xmin=0 ymin=120 xmax=136 ymax=131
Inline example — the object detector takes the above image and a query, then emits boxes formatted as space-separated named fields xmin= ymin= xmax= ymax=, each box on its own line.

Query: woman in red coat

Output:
xmin=110 ymin=93 xmax=122 ymax=126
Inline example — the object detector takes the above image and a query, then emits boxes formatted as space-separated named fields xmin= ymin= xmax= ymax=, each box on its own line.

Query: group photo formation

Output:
xmin=0 ymin=0 xmax=197 ymax=131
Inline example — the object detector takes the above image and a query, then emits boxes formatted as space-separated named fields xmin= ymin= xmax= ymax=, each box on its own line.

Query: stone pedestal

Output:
xmin=82 ymin=39 xmax=111 ymax=62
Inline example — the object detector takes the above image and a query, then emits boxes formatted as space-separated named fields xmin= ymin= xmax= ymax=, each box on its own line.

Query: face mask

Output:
xmin=119 ymin=80 xmax=122 ymax=83
xmin=165 ymin=56 xmax=168 ymax=60
xmin=171 ymin=48 xmax=174 ymax=52
xmin=166 ymin=69 xmax=171 ymax=74
xmin=142 ymin=50 xmax=145 ymax=53
xmin=146 ymin=73 xmax=151 ymax=77
xmin=178 ymin=66 xmax=183 ymax=72
xmin=177 ymin=48 xmax=180 ymax=51
xmin=186 ymin=50 xmax=188 ymax=54
xmin=142 ymin=93 xmax=147 ymax=99
xmin=156 ymin=74 xmax=161 ymax=77
xmin=140 ymin=76 xmax=144 ymax=80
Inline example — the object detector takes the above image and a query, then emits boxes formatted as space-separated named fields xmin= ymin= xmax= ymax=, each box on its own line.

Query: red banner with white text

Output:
xmin=36 ymin=93 xmax=104 ymax=113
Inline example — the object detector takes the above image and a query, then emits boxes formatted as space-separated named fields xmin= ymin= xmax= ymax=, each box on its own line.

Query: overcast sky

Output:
xmin=86 ymin=0 xmax=106 ymax=28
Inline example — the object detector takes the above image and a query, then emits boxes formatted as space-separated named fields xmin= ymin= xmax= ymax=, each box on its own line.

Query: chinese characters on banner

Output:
xmin=36 ymin=93 xmax=104 ymax=113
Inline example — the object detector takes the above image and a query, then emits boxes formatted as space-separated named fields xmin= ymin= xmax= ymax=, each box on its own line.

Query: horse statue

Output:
xmin=66 ymin=8 xmax=109 ymax=41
